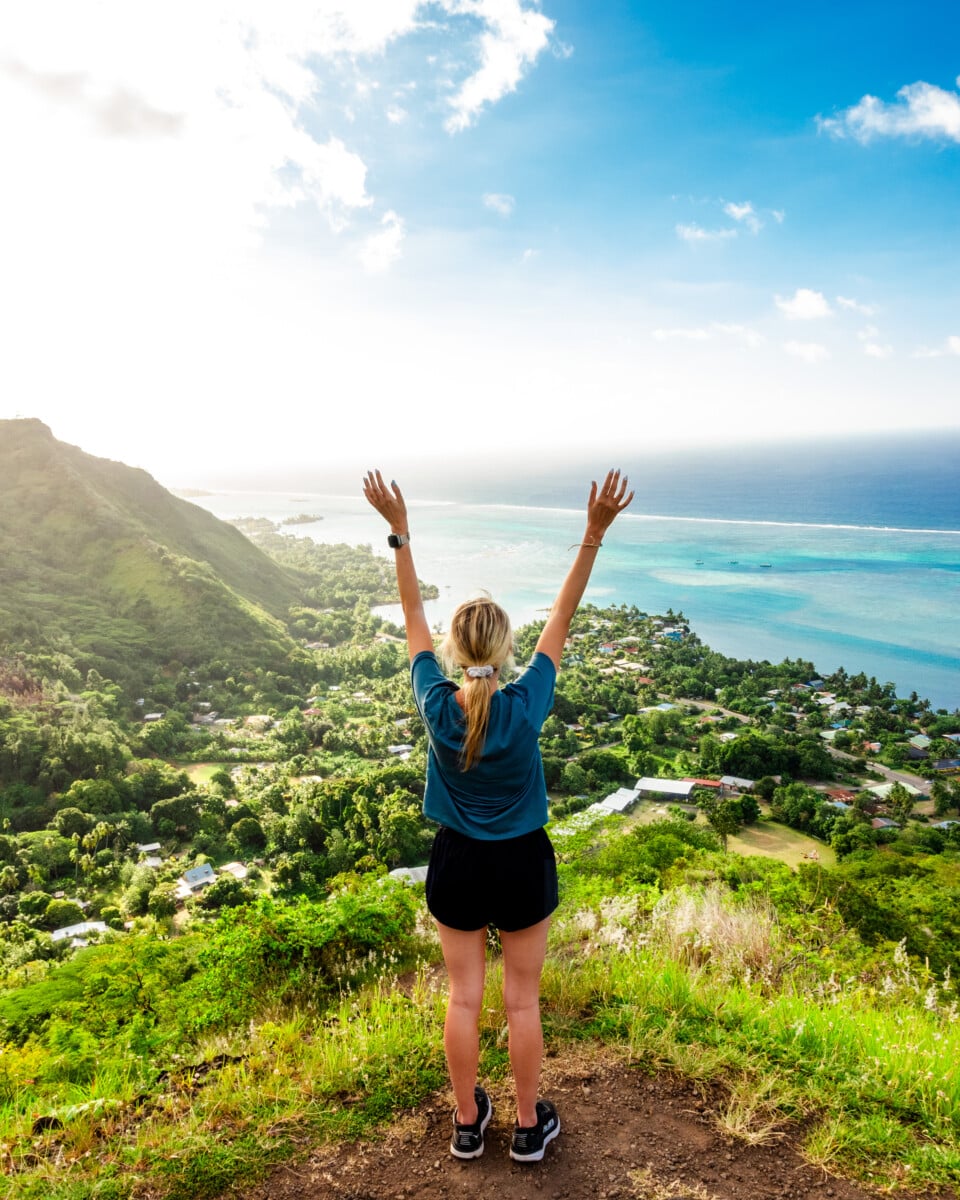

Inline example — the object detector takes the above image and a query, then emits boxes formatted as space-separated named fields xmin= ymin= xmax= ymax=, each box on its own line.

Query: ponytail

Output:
xmin=440 ymin=594 xmax=514 ymax=771
xmin=460 ymin=673 xmax=493 ymax=770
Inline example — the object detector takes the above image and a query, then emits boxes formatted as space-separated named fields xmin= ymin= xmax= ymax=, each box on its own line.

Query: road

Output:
xmin=826 ymin=746 xmax=930 ymax=791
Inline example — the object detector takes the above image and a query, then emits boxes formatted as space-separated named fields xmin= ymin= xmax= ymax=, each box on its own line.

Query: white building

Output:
xmin=594 ymin=787 xmax=640 ymax=814
xmin=51 ymin=921 xmax=110 ymax=946
xmin=635 ymin=778 xmax=696 ymax=800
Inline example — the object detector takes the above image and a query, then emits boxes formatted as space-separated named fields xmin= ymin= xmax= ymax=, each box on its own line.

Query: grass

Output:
xmin=10 ymin=927 xmax=958 ymax=1199
xmin=726 ymin=817 xmax=837 ymax=868
xmin=562 ymin=951 xmax=960 ymax=1191
xmin=627 ymin=1167 xmax=721 ymax=1200
xmin=4 ymin=972 xmax=451 ymax=1200
xmin=5 ymin=845 xmax=960 ymax=1199
xmin=174 ymin=762 xmax=223 ymax=785
xmin=626 ymin=805 xmax=836 ymax=871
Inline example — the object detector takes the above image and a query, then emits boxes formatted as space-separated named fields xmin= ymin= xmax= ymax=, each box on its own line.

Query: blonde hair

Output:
xmin=440 ymin=594 xmax=514 ymax=770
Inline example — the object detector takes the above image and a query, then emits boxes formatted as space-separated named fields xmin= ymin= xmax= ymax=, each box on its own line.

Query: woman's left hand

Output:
xmin=363 ymin=469 xmax=408 ymax=534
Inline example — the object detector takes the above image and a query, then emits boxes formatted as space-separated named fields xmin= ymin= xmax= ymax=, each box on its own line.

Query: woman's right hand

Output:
xmin=585 ymin=469 xmax=633 ymax=540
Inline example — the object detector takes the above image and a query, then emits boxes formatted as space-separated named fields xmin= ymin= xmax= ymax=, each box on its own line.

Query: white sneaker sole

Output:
xmin=449 ymin=1101 xmax=493 ymax=1160
xmin=509 ymin=1114 xmax=560 ymax=1162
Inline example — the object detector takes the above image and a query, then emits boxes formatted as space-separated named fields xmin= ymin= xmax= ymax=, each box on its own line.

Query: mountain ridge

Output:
xmin=0 ymin=418 xmax=311 ymax=686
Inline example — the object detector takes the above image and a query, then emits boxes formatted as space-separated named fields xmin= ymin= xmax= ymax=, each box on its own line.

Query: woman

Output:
xmin=363 ymin=468 xmax=633 ymax=1162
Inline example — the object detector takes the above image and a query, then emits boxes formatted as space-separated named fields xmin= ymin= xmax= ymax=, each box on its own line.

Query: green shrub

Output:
xmin=230 ymin=816 xmax=266 ymax=851
xmin=195 ymin=876 xmax=419 ymax=1028
xmin=100 ymin=904 xmax=123 ymax=929
xmin=43 ymin=898 xmax=85 ymax=930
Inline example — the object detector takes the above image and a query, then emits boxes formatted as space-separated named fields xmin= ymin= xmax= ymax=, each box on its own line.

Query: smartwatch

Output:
xmin=387 ymin=532 xmax=411 ymax=549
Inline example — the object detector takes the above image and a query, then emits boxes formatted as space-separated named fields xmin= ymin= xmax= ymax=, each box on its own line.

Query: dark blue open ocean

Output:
xmin=192 ymin=432 xmax=960 ymax=712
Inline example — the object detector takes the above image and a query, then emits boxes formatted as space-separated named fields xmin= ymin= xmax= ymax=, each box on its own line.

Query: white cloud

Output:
xmin=783 ymin=341 xmax=830 ymax=364
xmin=1 ymin=60 xmax=186 ymax=138
xmin=443 ymin=0 xmax=555 ymax=133
xmin=775 ymin=288 xmax=832 ymax=320
xmin=723 ymin=201 xmax=761 ymax=234
xmin=676 ymin=223 xmax=737 ymax=244
xmin=359 ymin=210 xmax=406 ymax=272
xmin=912 ymin=336 xmax=960 ymax=359
xmin=837 ymin=295 xmax=877 ymax=316
xmin=713 ymin=323 xmax=764 ymax=348
xmin=819 ymin=76 xmax=960 ymax=143
xmin=4 ymin=4 xmax=957 ymax=471
xmin=652 ymin=323 xmax=762 ymax=347
xmin=853 ymin=320 xmax=893 ymax=358
xmin=304 ymin=137 xmax=373 ymax=229
xmin=297 ymin=2 xmax=424 ymax=56
xmin=0 ymin=4 xmax=392 ymax=260
xmin=0 ymin=2 xmax=559 ymax=266
xmin=483 ymin=192 xmax=515 ymax=217
xmin=652 ymin=327 xmax=711 ymax=342
xmin=771 ymin=209 xmax=786 ymax=224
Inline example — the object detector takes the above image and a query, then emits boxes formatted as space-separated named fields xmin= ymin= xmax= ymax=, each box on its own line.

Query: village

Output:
xmin=29 ymin=605 xmax=960 ymax=953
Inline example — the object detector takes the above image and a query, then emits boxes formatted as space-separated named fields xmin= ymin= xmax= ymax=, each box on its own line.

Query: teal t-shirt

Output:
xmin=410 ymin=650 xmax=557 ymax=840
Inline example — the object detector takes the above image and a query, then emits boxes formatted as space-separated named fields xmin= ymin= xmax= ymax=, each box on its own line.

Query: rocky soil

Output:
xmin=234 ymin=1047 xmax=951 ymax=1200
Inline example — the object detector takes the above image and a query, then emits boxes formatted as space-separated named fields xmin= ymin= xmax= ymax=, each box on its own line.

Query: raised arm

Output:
xmin=362 ymin=470 xmax=434 ymax=661
xmin=534 ymin=469 xmax=634 ymax=670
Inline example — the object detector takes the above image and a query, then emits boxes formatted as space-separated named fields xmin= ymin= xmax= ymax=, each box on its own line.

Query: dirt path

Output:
xmin=233 ymin=1047 xmax=953 ymax=1200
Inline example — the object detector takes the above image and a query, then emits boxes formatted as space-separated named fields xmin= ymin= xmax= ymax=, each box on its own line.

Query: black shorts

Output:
xmin=426 ymin=825 xmax=559 ymax=933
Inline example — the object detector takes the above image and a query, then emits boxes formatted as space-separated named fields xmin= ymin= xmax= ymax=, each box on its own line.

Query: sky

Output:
xmin=1 ymin=1 xmax=958 ymax=485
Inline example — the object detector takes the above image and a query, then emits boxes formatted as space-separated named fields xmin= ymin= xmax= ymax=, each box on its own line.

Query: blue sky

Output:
xmin=0 ymin=1 xmax=957 ymax=481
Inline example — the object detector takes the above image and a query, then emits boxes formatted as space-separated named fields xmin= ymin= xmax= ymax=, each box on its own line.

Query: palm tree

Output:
xmin=70 ymin=833 xmax=82 ymax=882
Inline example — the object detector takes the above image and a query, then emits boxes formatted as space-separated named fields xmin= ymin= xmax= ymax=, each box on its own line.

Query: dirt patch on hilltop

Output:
xmin=232 ymin=1048 xmax=954 ymax=1200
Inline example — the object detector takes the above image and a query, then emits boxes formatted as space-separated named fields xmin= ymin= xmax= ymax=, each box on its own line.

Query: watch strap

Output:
xmin=387 ymin=532 xmax=411 ymax=549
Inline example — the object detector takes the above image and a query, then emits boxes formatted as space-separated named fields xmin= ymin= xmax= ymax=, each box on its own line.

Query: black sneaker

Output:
xmin=450 ymin=1086 xmax=492 ymax=1160
xmin=510 ymin=1099 xmax=560 ymax=1162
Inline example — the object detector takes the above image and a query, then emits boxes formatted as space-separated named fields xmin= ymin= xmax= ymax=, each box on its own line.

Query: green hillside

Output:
xmin=0 ymin=419 xmax=310 ymax=686
xmin=1 ymin=425 xmax=958 ymax=1198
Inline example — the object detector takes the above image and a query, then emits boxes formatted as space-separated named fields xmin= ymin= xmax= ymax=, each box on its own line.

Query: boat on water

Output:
xmin=760 ymin=563 xmax=772 ymax=568
xmin=728 ymin=560 xmax=738 ymax=565
xmin=695 ymin=559 xmax=704 ymax=565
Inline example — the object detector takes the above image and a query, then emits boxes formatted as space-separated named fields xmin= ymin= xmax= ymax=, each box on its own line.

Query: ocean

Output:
xmin=187 ymin=433 xmax=960 ymax=712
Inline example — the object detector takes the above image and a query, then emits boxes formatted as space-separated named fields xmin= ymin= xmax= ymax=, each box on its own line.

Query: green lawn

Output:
xmin=631 ymin=803 xmax=835 ymax=868
xmin=727 ymin=817 xmax=837 ymax=868
xmin=173 ymin=761 xmax=223 ymax=784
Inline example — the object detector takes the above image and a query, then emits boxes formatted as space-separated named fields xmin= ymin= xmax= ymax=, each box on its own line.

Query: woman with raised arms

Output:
xmin=363 ymin=468 xmax=633 ymax=1163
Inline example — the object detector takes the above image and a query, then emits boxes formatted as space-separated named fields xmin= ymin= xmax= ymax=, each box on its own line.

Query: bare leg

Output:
xmin=435 ymin=921 xmax=487 ymax=1123
xmin=499 ymin=916 xmax=551 ymax=1128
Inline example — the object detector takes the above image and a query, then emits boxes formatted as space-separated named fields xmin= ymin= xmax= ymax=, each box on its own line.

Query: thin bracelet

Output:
xmin=568 ymin=540 xmax=603 ymax=550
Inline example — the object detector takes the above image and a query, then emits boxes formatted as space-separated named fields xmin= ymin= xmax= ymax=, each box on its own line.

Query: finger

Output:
xmin=588 ymin=480 xmax=598 ymax=505
xmin=619 ymin=489 xmax=635 ymax=510
xmin=367 ymin=473 xmax=386 ymax=503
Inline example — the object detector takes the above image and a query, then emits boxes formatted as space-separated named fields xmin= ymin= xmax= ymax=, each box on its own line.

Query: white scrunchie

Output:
xmin=465 ymin=665 xmax=495 ymax=678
